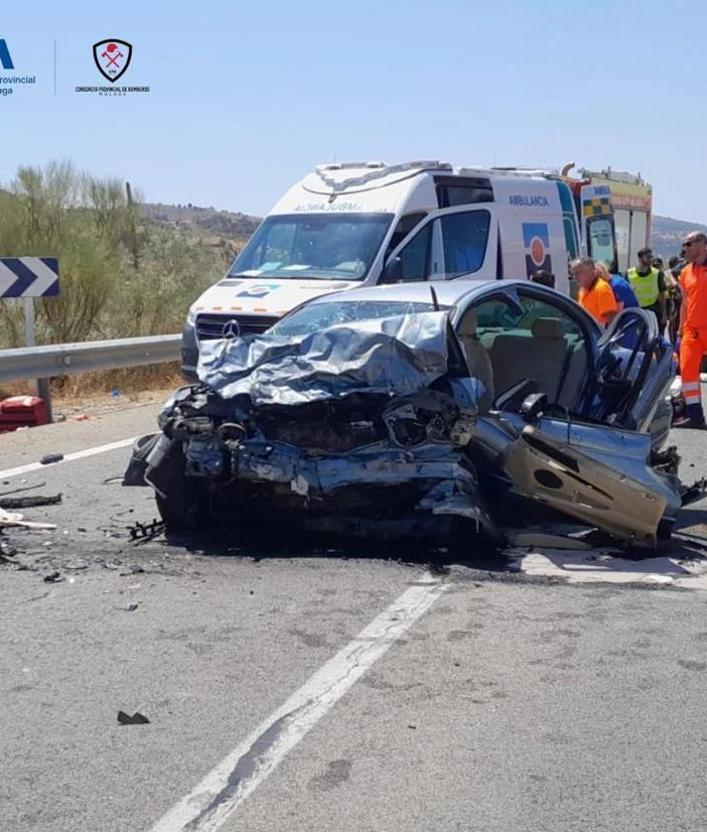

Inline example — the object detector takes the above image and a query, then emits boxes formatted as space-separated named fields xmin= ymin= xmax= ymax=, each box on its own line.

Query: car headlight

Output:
xmin=186 ymin=307 xmax=198 ymax=328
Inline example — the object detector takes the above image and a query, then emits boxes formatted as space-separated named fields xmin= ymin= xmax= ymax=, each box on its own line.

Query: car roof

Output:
xmin=306 ymin=279 xmax=505 ymax=308
xmin=301 ymin=279 xmax=599 ymax=331
xmin=282 ymin=278 xmax=601 ymax=338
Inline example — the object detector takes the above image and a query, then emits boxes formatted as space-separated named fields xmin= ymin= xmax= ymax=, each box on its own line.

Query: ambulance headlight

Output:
xmin=185 ymin=307 xmax=198 ymax=328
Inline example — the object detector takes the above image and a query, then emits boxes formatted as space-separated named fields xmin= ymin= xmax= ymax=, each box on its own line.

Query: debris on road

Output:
xmin=125 ymin=602 xmax=139 ymax=612
xmin=128 ymin=519 xmax=166 ymax=542
xmin=0 ymin=494 xmax=62 ymax=510
xmin=117 ymin=710 xmax=150 ymax=725
xmin=0 ymin=507 xmax=57 ymax=531
xmin=0 ymin=396 xmax=49 ymax=431
xmin=39 ymin=454 xmax=64 ymax=466
xmin=43 ymin=571 xmax=64 ymax=583
xmin=679 ymin=478 xmax=707 ymax=507
xmin=0 ymin=536 xmax=18 ymax=563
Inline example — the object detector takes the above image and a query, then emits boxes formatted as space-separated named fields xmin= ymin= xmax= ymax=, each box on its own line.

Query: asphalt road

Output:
xmin=1 ymin=401 xmax=706 ymax=832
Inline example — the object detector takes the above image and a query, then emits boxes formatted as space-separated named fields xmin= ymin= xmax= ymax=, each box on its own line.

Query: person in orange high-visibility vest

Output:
xmin=674 ymin=231 xmax=707 ymax=429
xmin=571 ymin=256 xmax=619 ymax=326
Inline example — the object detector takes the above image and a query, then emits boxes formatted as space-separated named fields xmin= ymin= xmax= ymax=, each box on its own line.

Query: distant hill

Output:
xmin=141 ymin=202 xmax=705 ymax=263
xmin=651 ymin=215 xmax=707 ymax=260
xmin=141 ymin=202 xmax=261 ymax=243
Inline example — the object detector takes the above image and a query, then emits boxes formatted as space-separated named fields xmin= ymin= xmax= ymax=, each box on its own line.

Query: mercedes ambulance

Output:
xmin=181 ymin=160 xmax=640 ymax=376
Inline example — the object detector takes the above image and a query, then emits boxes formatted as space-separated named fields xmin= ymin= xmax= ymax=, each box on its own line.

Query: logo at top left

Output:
xmin=0 ymin=39 xmax=37 ymax=97
xmin=76 ymin=38 xmax=149 ymax=96
xmin=0 ymin=39 xmax=14 ymax=69
xmin=93 ymin=39 xmax=132 ymax=82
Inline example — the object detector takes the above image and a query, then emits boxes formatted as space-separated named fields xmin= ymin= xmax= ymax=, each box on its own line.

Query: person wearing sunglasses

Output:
xmin=674 ymin=232 xmax=707 ymax=428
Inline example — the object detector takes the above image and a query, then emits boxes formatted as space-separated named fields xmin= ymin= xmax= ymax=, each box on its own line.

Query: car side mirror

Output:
xmin=520 ymin=392 xmax=548 ymax=423
xmin=380 ymin=256 xmax=403 ymax=284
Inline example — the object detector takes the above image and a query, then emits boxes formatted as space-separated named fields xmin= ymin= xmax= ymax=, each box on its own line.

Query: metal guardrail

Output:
xmin=0 ymin=334 xmax=181 ymax=383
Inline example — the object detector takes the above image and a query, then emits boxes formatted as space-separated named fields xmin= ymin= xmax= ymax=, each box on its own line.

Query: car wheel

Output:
xmin=152 ymin=448 xmax=210 ymax=532
xmin=155 ymin=483 xmax=210 ymax=532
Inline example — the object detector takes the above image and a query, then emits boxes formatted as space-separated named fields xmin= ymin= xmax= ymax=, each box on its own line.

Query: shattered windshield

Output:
xmin=228 ymin=213 xmax=393 ymax=281
xmin=270 ymin=300 xmax=443 ymax=338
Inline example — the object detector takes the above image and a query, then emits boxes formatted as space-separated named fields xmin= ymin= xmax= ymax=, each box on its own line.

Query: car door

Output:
xmin=500 ymin=418 xmax=675 ymax=546
xmin=453 ymin=285 xmax=677 ymax=545
xmin=382 ymin=206 xmax=498 ymax=283
xmin=580 ymin=306 xmax=674 ymax=432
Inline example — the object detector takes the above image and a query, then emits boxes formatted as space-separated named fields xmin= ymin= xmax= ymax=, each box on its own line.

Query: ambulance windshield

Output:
xmin=228 ymin=213 xmax=393 ymax=281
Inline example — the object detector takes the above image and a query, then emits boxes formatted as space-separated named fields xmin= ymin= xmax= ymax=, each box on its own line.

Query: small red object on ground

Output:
xmin=0 ymin=396 xmax=49 ymax=432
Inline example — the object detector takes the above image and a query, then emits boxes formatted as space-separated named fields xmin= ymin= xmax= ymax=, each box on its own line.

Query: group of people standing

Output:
xmin=569 ymin=247 xmax=674 ymax=331
xmin=531 ymin=232 xmax=707 ymax=429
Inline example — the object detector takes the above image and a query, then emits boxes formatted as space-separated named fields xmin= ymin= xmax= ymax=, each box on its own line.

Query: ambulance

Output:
xmin=577 ymin=166 xmax=653 ymax=274
xmin=181 ymin=160 xmax=648 ymax=376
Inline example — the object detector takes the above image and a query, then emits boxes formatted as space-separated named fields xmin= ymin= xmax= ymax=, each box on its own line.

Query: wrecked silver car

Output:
xmin=125 ymin=280 xmax=702 ymax=549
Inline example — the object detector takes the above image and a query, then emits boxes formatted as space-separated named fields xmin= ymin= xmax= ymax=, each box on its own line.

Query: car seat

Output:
xmin=489 ymin=317 xmax=568 ymax=402
xmin=457 ymin=311 xmax=495 ymax=411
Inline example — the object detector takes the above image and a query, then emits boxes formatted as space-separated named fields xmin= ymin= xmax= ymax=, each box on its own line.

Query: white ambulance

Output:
xmin=181 ymin=160 xmax=626 ymax=375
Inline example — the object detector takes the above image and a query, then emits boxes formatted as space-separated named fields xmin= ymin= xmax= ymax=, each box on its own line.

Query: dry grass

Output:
xmin=53 ymin=362 xmax=184 ymax=399
xmin=0 ymin=363 xmax=185 ymax=418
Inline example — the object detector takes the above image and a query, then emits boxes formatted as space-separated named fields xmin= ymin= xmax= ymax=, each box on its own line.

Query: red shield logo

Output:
xmin=93 ymin=39 xmax=132 ymax=83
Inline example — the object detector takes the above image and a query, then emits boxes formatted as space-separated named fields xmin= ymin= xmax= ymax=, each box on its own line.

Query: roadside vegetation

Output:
xmin=0 ymin=161 xmax=251 ymax=398
xmin=0 ymin=161 xmax=240 ymax=349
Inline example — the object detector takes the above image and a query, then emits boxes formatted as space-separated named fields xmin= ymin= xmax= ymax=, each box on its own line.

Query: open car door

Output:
xmin=495 ymin=309 xmax=678 ymax=547
xmin=581 ymin=307 xmax=674 ymax=431
xmin=500 ymin=419 xmax=677 ymax=547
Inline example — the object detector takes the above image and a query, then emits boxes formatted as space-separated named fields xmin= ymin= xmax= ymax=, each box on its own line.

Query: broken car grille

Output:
xmin=196 ymin=313 xmax=280 ymax=341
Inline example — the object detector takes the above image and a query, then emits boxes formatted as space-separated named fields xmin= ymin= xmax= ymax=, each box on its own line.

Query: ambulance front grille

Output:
xmin=195 ymin=313 xmax=280 ymax=341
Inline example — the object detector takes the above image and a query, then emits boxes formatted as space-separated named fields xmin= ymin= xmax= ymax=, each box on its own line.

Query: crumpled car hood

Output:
xmin=197 ymin=311 xmax=451 ymax=406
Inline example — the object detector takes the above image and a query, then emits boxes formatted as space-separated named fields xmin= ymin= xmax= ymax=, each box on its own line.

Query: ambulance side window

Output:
xmin=437 ymin=210 xmax=491 ymax=277
xmin=396 ymin=223 xmax=433 ymax=282
xmin=384 ymin=212 xmax=427 ymax=260
xmin=435 ymin=176 xmax=494 ymax=207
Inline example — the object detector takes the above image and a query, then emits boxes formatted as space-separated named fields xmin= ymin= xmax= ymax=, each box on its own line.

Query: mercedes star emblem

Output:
xmin=222 ymin=319 xmax=241 ymax=339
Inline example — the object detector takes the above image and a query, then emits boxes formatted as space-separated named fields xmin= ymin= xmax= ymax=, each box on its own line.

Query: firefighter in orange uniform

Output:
xmin=674 ymin=232 xmax=707 ymax=428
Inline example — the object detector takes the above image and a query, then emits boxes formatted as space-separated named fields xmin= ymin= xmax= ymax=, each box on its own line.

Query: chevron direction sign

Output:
xmin=0 ymin=258 xmax=60 ymax=297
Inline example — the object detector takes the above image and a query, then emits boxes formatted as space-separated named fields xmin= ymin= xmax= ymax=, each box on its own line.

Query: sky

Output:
xmin=0 ymin=0 xmax=704 ymax=222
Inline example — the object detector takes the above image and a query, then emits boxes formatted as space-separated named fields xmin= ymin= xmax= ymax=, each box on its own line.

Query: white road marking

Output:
xmin=148 ymin=579 xmax=449 ymax=832
xmin=0 ymin=437 xmax=137 ymax=480
xmin=516 ymin=549 xmax=707 ymax=589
